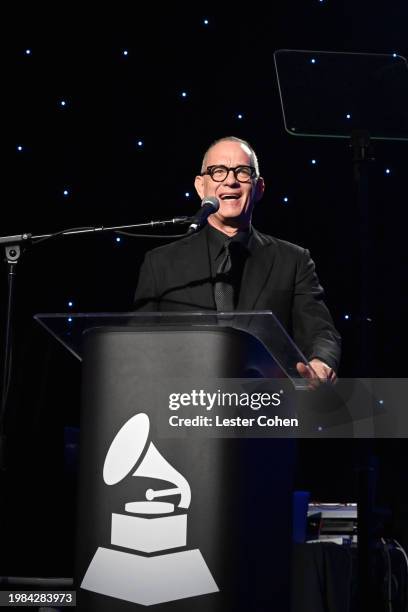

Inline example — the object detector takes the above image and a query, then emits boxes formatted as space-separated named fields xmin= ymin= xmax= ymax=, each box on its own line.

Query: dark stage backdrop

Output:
xmin=2 ymin=4 xmax=408 ymax=578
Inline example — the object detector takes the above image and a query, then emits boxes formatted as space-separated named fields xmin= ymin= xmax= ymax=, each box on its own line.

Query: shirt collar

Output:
xmin=207 ymin=224 xmax=253 ymax=260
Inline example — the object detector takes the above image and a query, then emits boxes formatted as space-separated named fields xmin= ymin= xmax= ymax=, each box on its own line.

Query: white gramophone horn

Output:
xmin=103 ymin=413 xmax=191 ymax=509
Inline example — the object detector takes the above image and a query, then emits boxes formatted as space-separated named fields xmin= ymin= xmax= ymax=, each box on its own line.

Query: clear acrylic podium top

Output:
xmin=34 ymin=310 xmax=310 ymax=389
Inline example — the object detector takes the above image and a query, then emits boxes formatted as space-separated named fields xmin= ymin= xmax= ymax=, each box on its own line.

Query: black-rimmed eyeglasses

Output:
xmin=201 ymin=165 xmax=257 ymax=183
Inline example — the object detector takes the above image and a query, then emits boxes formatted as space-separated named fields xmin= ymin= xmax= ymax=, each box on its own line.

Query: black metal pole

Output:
xmin=0 ymin=216 xmax=190 ymax=248
xmin=351 ymin=129 xmax=374 ymax=377
xmin=351 ymin=130 xmax=377 ymax=610
xmin=0 ymin=245 xmax=21 ymax=470
xmin=356 ymin=448 xmax=377 ymax=610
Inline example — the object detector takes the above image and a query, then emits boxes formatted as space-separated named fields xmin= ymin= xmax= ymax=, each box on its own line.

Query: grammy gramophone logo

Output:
xmin=81 ymin=412 xmax=219 ymax=606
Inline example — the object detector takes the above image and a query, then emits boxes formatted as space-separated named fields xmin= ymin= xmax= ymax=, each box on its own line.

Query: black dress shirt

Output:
xmin=207 ymin=225 xmax=252 ymax=309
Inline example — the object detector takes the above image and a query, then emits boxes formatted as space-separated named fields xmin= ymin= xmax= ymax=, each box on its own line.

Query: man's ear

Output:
xmin=254 ymin=176 xmax=265 ymax=203
xmin=194 ymin=175 xmax=205 ymax=199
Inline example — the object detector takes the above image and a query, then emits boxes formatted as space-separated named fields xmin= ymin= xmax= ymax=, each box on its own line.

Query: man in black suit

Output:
xmin=134 ymin=136 xmax=341 ymax=381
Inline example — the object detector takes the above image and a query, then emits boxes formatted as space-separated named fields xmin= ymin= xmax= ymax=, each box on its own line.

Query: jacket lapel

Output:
xmin=172 ymin=226 xmax=275 ymax=312
xmin=178 ymin=227 xmax=215 ymax=310
xmin=237 ymin=228 xmax=276 ymax=311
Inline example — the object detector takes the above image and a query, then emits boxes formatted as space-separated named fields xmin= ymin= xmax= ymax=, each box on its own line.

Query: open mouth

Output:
xmin=220 ymin=194 xmax=240 ymax=200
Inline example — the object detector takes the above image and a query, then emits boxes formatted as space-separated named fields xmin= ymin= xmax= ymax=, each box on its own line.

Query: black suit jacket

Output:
xmin=134 ymin=226 xmax=341 ymax=371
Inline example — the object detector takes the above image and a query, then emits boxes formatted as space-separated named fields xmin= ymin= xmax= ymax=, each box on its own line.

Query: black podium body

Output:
xmin=35 ymin=312 xmax=306 ymax=612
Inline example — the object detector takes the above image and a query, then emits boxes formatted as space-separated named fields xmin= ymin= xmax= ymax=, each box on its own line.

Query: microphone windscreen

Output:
xmin=201 ymin=196 xmax=219 ymax=211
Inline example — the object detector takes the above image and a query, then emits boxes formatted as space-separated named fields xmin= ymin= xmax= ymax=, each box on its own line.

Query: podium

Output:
xmin=35 ymin=311 xmax=308 ymax=612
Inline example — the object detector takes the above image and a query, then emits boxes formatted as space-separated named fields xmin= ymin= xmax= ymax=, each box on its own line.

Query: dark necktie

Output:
xmin=214 ymin=241 xmax=234 ymax=312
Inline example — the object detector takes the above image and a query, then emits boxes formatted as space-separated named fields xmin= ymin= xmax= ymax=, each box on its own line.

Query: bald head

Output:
xmin=201 ymin=136 xmax=260 ymax=176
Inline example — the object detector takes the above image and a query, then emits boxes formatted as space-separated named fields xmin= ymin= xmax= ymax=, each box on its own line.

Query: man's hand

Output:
xmin=296 ymin=358 xmax=337 ymax=389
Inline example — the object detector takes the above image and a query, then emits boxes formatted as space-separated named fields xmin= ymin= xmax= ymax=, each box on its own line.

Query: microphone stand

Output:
xmin=0 ymin=215 xmax=190 ymax=471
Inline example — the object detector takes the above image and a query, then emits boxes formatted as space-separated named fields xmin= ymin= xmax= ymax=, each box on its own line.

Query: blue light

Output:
xmin=378 ymin=399 xmax=384 ymax=405
xmin=346 ymin=113 xmax=351 ymax=119
xmin=237 ymin=113 xmax=243 ymax=119
xmin=344 ymin=314 xmax=350 ymax=320
xmin=185 ymin=192 xmax=190 ymax=198
xmin=16 ymin=145 xmax=23 ymax=152
xmin=203 ymin=18 xmax=209 ymax=25
xmin=68 ymin=301 xmax=74 ymax=308
xmin=311 ymin=159 xmax=317 ymax=165
xmin=317 ymin=426 xmax=323 ymax=432
xmin=25 ymin=49 xmax=31 ymax=55
xmin=310 ymin=58 xmax=316 ymax=64
xmin=60 ymin=100 xmax=67 ymax=107
xmin=63 ymin=189 xmax=69 ymax=196
xmin=137 ymin=140 xmax=143 ymax=147
xmin=116 ymin=236 xmax=121 ymax=243
xmin=181 ymin=91 xmax=187 ymax=98
xmin=122 ymin=50 xmax=129 ymax=56
xmin=68 ymin=317 xmax=73 ymax=323
xmin=385 ymin=168 xmax=391 ymax=175
xmin=393 ymin=53 xmax=397 ymax=58
xmin=283 ymin=197 xmax=289 ymax=203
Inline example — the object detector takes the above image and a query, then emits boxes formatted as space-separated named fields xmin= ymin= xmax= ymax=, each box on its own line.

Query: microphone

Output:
xmin=187 ymin=197 xmax=220 ymax=234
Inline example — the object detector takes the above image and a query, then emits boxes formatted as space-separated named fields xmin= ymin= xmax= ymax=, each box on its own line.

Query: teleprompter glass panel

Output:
xmin=274 ymin=49 xmax=408 ymax=140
